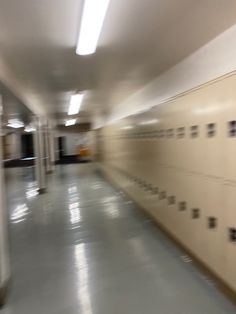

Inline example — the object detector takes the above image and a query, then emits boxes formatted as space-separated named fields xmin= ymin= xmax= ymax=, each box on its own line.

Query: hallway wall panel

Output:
xmin=99 ymin=73 xmax=236 ymax=293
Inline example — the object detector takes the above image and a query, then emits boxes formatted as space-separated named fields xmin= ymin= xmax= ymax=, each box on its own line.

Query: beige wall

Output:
xmin=100 ymin=73 xmax=236 ymax=293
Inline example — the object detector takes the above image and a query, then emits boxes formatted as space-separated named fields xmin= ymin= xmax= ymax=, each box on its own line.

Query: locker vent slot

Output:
xmin=146 ymin=184 xmax=153 ymax=192
xmin=152 ymin=131 xmax=158 ymax=139
xmin=167 ymin=129 xmax=174 ymax=138
xmin=159 ymin=191 xmax=166 ymax=200
xmin=190 ymin=125 xmax=199 ymax=138
xmin=207 ymin=123 xmax=216 ymax=137
xmin=229 ymin=121 xmax=236 ymax=137
xmin=138 ymin=179 xmax=143 ymax=186
xmin=140 ymin=181 xmax=147 ymax=189
xmin=179 ymin=201 xmax=187 ymax=211
xmin=192 ymin=208 xmax=200 ymax=219
xmin=155 ymin=131 xmax=159 ymax=138
xmin=159 ymin=130 xmax=165 ymax=138
xmin=208 ymin=217 xmax=217 ymax=229
xmin=229 ymin=228 xmax=236 ymax=242
xmin=152 ymin=187 xmax=159 ymax=195
xmin=168 ymin=196 xmax=176 ymax=205
xmin=177 ymin=127 xmax=185 ymax=138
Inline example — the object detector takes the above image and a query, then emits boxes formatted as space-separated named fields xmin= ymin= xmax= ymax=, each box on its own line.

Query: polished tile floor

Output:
xmin=1 ymin=164 xmax=236 ymax=314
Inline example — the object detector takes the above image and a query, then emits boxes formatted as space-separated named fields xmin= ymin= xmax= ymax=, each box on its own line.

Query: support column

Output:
xmin=0 ymin=96 xmax=10 ymax=306
xmin=44 ymin=121 xmax=51 ymax=174
xmin=45 ymin=120 xmax=55 ymax=174
xmin=49 ymin=127 xmax=56 ymax=172
xmin=34 ymin=116 xmax=46 ymax=194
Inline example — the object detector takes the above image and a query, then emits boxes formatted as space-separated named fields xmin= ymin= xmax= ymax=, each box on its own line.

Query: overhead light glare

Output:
xmin=76 ymin=0 xmax=110 ymax=55
xmin=121 ymin=125 xmax=134 ymax=130
xmin=140 ymin=119 xmax=159 ymax=126
xmin=65 ymin=119 xmax=77 ymax=127
xmin=25 ymin=124 xmax=36 ymax=133
xmin=68 ymin=94 xmax=84 ymax=115
xmin=7 ymin=119 xmax=24 ymax=129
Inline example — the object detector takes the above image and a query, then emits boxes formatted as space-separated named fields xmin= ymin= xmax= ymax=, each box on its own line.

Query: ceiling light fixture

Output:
xmin=68 ymin=94 xmax=84 ymax=115
xmin=7 ymin=119 xmax=24 ymax=129
xmin=76 ymin=0 xmax=110 ymax=55
xmin=65 ymin=119 xmax=77 ymax=127
xmin=25 ymin=124 xmax=36 ymax=133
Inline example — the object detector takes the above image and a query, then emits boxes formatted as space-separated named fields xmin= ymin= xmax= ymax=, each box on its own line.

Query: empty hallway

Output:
xmin=1 ymin=164 xmax=235 ymax=314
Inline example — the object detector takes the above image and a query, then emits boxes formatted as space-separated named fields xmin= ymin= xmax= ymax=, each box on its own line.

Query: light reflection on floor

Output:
xmin=2 ymin=165 xmax=236 ymax=314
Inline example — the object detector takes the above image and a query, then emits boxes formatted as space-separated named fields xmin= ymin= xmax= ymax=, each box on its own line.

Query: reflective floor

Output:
xmin=1 ymin=164 xmax=236 ymax=314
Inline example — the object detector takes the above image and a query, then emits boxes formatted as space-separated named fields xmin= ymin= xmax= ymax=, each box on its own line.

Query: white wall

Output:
xmin=108 ymin=23 xmax=236 ymax=123
xmin=65 ymin=134 xmax=78 ymax=156
xmin=56 ymin=132 xmax=94 ymax=156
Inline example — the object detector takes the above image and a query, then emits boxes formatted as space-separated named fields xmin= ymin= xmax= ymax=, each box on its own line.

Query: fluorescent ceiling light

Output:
xmin=65 ymin=119 xmax=77 ymax=127
xmin=7 ymin=119 xmax=24 ymax=129
xmin=25 ymin=124 xmax=36 ymax=133
xmin=76 ymin=0 xmax=110 ymax=55
xmin=68 ymin=94 xmax=84 ymax=115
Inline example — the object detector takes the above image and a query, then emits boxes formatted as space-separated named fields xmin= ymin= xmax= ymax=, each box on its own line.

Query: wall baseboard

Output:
xmin=100 ymin=166 xmax=236 ymax=307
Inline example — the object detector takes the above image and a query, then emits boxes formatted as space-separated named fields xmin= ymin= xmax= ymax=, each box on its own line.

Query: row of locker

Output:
xmin=107 ymin=121 xmax=236 ymax=139
xmin=99 ymin=74 xmax=236 ymax=293
xmin=101 ymin=162 xmax=236 ymax=293
xmin=101 ymin=132 xmax=236 ymax=183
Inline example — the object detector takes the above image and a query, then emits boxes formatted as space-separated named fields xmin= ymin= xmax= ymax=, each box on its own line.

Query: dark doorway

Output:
xmin=58 ymin=136 xmax=66 ymax=159
xmin=21 ymin=134 xmax=34 ymax=158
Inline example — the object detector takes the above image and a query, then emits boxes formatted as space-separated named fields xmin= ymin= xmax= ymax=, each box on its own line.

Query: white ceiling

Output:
xmin=1 ymin=0 xmax=236 ymax=124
